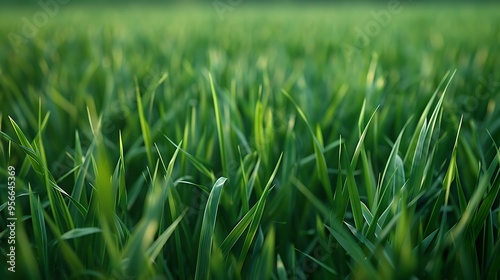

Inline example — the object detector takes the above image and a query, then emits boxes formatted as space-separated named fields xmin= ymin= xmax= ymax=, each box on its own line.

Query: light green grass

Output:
xmin=0 ymin=4 xmax=500 ymax=279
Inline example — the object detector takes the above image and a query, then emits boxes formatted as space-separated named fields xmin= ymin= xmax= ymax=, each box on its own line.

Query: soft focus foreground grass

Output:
xmin=0 ymin=4 xmax=499 ymax=279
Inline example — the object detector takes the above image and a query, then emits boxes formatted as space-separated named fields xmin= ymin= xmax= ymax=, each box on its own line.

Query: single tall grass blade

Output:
xmin=195 ymin=177 xmax=228 ymax=280
xmin=135 ymin=77 xmax=154 ymax=168
xmin=209 ymin=73 xmax=228 ymax=176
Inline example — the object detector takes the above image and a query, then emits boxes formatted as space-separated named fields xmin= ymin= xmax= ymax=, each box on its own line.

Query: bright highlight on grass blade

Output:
xmin=195 ymin=177 xmax=228 ymax=280
xmin=59 ymin=227 xmax=102 ymax=240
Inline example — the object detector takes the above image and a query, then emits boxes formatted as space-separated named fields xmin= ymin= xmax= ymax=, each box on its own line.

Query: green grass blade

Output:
xmin=325 ymin=222 xmax=376 ymax=276
xmin=283 ymin=90 xmax=333 ymax=202
xmin=28 ymin=186 xmax=49 ymax=279
xmin=146 ymin=209 xmax=187 ymax=261
xmin=220 ymin=202 xmax=258 ymax=257
xmin=135 ymin=77 xmax=153 ymax=167
xmin=237 ymin=154 xmax=282 ymax=269
xmin=165 ymin=135 xmax=215 ymax=181
xmin=60 ymin=228 xmax=102 ymax=240
xmin=195 ymin=177 xmax=228 ymax=280
xmin=296 ymin=248 xmax=338 ymax=276
xmin=254 ymin=226 xmax=277 ymax=279
xmin=209 ymin=73 xmax=228 ymax=176
xmin=276 ymin=254 xmax=288 ymax=280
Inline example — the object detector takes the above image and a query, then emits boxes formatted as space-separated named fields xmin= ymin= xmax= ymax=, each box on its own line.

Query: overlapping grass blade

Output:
xmin=135 ymin=77 xmax=154 ymax=168
xmin=28 ymin=185 xmax=49 ymax=279
xmin=209 ymin=73 xmax=228 ymax=176
xmin=283 ymin=90 xmax=333 ymax=202
xmin=220 ymin=203 xmax=258 ymax=257
xmin=146 ymin=209 xmax=187 ymax=261
xmin=249 ymin=226 xmax=276 ymax=279
xmin=325 ymin=221 xmax=376 ymax=276
xmin=237 ymin=154 xmax=282 ymax=269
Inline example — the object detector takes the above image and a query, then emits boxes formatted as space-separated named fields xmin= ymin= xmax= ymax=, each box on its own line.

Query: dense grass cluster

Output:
xmin=1 ymin=4 xmax=500 ymax=279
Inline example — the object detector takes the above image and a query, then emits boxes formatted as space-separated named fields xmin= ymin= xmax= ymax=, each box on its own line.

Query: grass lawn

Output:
xmin=1 ymin=3 xmax=500 ymax=279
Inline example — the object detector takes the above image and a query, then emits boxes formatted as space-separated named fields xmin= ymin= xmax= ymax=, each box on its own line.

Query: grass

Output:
xmin=0 ymin=3 xmax=499 ymax=279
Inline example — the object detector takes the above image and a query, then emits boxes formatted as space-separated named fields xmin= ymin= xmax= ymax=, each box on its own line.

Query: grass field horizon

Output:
xmin=1 ymin=3 xmax=499 ymax=279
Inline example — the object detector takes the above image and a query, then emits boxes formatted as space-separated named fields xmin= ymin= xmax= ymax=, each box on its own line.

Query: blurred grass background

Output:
xmin=0 ymin=2 xmax=499 ymax=279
